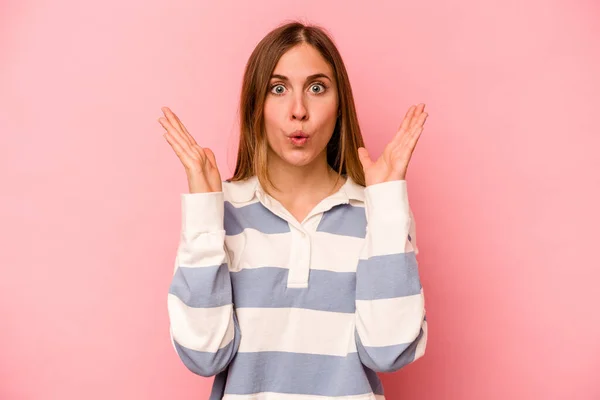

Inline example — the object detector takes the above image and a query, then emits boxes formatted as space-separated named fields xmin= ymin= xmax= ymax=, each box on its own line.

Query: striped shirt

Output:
xmin=167 ymin=175 xmax=427 ymax=400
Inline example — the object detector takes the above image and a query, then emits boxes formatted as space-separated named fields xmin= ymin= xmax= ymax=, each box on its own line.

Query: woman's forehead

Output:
xmin=272 ymin=44 xmax=334 ymax=81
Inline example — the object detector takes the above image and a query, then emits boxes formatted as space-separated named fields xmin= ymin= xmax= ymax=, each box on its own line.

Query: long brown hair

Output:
xmin=229 ymin=20 xmax=366 ymax=189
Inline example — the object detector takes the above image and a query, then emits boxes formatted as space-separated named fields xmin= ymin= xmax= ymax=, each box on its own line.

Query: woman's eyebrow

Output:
xmin=270 ymin=73 xmax=332 ymax=82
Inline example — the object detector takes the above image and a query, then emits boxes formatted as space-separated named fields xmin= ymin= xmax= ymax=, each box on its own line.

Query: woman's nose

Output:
xmin=291 ymin=96 xmax=308 ymax=121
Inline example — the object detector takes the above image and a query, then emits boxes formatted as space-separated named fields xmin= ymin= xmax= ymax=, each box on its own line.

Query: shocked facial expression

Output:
xmin=263 ymin=43 xmax=339 ymax=168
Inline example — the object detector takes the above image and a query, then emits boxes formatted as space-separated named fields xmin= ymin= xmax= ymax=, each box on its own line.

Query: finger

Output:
xmin=173 ymin=112 xmax=198 ymax=146
xmin=392 ymin=104 xmax=419 ymax=144
xmin=411 ymin=112 xmax=428 ymax=134
xmin=159 ymin=117 xmax=204 ymax=162
xmin=161 ymin=107 xmax=192 ymax=147
xmin=357 ymin=147 xmax=373 ymax=170
xmin=204 ymin=147 xmax=218 ymax=169
xmin=397 ymin=105 xmax=417 ymax=133
xmin=393 ymin=122 xmax=424 ymax=160
xmin=161 ymin=107 xmax=183 ymax=134
xmin=158 ymin=117 xmax=185 ymax=146
xmin=405 ymin=126 xmax=424 ymax=153
xmin=162 ymin=130 xmax=197 ymax=168
xmin=409 ymin=104 xmax=426 ymax=130
xmin=395 ymin=110 xmax=427 ymax=146
xmin=162 ymin=107 xmax=198 ymax=147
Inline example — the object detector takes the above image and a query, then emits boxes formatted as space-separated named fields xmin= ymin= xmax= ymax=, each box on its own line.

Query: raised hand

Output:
xmin=158 ymin=106 xmax=222 ymax=193
xmin=358 ymin=103 xmax=428 ymax=186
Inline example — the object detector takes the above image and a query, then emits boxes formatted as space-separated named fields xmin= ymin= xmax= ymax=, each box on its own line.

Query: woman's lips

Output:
xmin=288 ymin=130 xmax=309 ymax=146
xmin=289 ymin=136 xmax=308 ymax=146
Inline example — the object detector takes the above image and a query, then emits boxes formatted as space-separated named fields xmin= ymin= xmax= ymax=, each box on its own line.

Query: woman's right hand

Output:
xmin=159 ymin=106 xmax=222 ymax=193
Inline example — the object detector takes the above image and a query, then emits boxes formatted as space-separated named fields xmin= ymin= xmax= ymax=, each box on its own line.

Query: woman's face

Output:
xmin=263 ymin=43 xmax=339 ymax=169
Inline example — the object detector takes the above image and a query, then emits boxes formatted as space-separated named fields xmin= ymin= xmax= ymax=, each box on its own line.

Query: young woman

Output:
xmin=159 ymin=21 xmax=428 ymax=400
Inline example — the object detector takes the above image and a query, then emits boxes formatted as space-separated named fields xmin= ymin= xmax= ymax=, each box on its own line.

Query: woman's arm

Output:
xmin=167 ymin=191 xmax=241 ymax=377
xmin=354 ymin=180 xmax=427 ymax=373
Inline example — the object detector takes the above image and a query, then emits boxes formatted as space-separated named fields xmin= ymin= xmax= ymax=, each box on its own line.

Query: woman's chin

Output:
xmin=268 ymin=144 xmax=325 ymax=168
xmin=280 ymin=152 xmax=317 ymax=168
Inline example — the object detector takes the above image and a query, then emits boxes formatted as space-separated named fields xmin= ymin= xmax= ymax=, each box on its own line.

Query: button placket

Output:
xmin=253 ymin=186 xmax=350 ymax=289
xmin=287 ymin=227 xmax=311 ymax=288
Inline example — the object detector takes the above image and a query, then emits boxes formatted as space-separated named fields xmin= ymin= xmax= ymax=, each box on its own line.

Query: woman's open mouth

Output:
xmin=289 ymin=136 xmax=308 ymax=145
xmin=289 ymin=130 xmax=309 ymax=146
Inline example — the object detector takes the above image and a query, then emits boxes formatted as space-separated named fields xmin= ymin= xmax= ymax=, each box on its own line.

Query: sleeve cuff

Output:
xmin=181 ymin=191 xmax=224 ymax=233
xmin=364 ymin=180 xmax=410 ymax=229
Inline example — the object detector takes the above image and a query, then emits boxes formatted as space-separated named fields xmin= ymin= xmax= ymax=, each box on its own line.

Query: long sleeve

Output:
xmin=354 ymin=180 xmax=427 ymax=373
xmin=167 ymin=190 xmax=241 ymax=377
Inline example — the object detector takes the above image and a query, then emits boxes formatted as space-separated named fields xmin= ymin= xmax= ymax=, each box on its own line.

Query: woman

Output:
xmin=159 ymin=21 xmax=428 ymax=400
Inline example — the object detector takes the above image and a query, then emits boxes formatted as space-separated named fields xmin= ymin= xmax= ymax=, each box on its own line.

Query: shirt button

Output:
xmin=300 ymin=231 xmax=306 ymax=237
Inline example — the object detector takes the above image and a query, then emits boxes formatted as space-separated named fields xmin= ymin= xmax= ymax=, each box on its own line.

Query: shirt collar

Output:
xmin=226 ymin=174 xmax=365 ymax=204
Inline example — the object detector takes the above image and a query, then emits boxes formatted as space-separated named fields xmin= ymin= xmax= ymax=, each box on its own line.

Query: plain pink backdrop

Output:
xmin=1 ymin=0 xmax=599 ymax=399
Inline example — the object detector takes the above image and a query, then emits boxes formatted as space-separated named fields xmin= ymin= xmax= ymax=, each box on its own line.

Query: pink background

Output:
xmin=1 ymin=0 xmax=599 ymax=399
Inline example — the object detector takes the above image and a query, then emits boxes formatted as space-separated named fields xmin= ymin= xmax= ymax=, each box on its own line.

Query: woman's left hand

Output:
xmin=358 ymin=103 xmax=428 ymax=186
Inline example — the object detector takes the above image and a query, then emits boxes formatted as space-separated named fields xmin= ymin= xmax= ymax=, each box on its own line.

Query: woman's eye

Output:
xmin=271 ymin=84 xmax=286 ymax=95
xmin=310 ymin=83 xmax=326 ymax=94
xmin=270 ymin=83 xmax=326 ymax=95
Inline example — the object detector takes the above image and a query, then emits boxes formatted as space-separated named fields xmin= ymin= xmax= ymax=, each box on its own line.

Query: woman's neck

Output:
xmin=263 ymin=150 xmax=344 ymax=205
